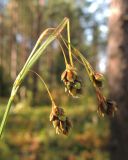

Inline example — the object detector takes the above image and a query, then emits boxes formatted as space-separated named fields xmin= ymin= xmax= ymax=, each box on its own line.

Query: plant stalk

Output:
xmin=0 ymin=17 xmax=69 ymax=138
xmin=67 ymin=20 xmax=73 ymax=66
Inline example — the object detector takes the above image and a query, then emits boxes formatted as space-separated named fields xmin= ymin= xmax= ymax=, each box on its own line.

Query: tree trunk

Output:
xmin=107 ymin=0 xmax=128 ymax=160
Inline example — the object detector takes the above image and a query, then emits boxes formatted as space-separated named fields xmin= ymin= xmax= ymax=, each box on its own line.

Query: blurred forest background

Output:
xmin=0 ymin=0 xmax=128 ymax=160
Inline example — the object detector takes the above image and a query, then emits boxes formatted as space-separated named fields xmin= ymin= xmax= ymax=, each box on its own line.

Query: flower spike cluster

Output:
xmin=61 ymin=64 xmax=82 ymax=98
xmin=50 ymin=104 xmax=72 ymax=135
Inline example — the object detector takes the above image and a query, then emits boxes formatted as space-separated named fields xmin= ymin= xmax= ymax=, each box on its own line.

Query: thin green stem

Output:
xmin=0 ymin=86 xmax=18 ymax=138
xmin=72 ymin=48 xmax=100 ymax=90
xmin=67 ymin=20 xmax=73 ymax=66
xmin=57 ymin=39 xmax=68 ymax=65
xmin=30 ymin=70 xmax=55 ymax=106
xmin=60 ymin=35 xmax=95 ymax=73
xmin=74 ymin=49 xmax=94 ymax=74
xmin=59 ymin=35 xmax=84 ymax=66
xmin=0 ymin=99 xmax=12 ymax=138
xmin=60 ymin=34 xmax=68 ymax=49
xmin=80 ymin=56 xmax=94 ymax=82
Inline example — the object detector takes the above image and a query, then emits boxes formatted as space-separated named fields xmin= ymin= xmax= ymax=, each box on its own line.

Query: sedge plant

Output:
xmin=0 ymin=17 xmax=117 ymax=138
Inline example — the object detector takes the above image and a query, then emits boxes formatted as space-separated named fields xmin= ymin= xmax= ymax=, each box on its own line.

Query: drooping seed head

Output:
xmin=61 ymin=64 xmax=82 ymax=98
xmin=50 ymin=105 xmax=72 ymax=135
xmin=97 ymin=97 xmax=117 ymax=117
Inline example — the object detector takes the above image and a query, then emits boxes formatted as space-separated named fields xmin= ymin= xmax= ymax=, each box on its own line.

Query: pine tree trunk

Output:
xmin=107 ymin=0 xmax=128 ymax=159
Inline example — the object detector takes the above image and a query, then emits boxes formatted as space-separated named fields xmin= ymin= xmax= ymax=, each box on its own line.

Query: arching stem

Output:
xmin=57 ymin=39 xmax=68 ymax=65
xmin=67 ymin=20 xmax=73 ymax=67
xmin=30 ymin=70 xmax=56 ymax=106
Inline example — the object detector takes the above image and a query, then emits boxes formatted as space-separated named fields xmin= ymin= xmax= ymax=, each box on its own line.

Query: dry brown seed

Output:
xmin=53 ymin=120 xmax=60 ymax=128
xmin=61 ymin=70 xmax=67 ymax=81
xmin=94 ymin=72 xmax=104 ymax=80
xmin=49 ymin=113 xmax=57 ymax=121
xmin=66 ymin=70 xmax=76 ymax=82
xmin=61 ymin=64 xmax=77 ymax=83
xmin=60 ymin=121 xmax=66 ymax=131
xmin=56 ymin=126 xmax=61 ymax=134
xmin=106 ymin=100 xmax=117 ymax=116
xmin=92 ymin=72 xmax=104 ymax=88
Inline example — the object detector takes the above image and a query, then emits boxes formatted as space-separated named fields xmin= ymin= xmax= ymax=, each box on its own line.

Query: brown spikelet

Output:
xmin=61 ymin=64 xmax=82 ymax=98
xmin=50 ymin=104 xmax=72 ymax=135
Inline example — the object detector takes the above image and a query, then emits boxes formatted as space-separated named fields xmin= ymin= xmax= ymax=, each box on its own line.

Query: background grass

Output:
xmin=0 ymin=98 xmax=110 ymax=160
